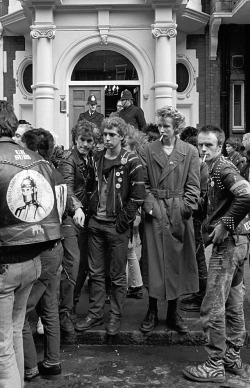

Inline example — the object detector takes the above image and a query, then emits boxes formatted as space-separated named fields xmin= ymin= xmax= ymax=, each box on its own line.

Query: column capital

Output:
xmin=152 ymin=22 xmax=177 ymax=39
xmin=30 ymin=25 xmax=56 ymax=39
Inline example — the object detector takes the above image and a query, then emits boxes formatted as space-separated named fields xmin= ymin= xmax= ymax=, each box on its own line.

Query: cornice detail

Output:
xmin=30 ymin=25 xmax=56 ymax=39
xmin=152 ymin=23 xmax=177 ymax=38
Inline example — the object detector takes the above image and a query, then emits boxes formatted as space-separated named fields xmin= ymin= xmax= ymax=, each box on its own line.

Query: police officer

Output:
xmin=78 ymin=94 xmax=104 ymax=129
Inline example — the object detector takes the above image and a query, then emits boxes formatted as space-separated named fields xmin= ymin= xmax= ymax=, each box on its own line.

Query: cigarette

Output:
xmin=160 ymin=135 xmax=163 ymax=141
xmin=203 ymin=154 xmax=206 ymax=162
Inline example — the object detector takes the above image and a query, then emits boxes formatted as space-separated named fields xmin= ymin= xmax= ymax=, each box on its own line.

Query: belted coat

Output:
xmin=140 ymin=137 xmax=200 ymax=300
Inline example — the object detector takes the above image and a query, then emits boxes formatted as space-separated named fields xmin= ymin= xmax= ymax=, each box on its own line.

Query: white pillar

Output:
xmin=152 ymin=7 xmax=178 ymax=111
xmin=30 ymin=25 xmax=56 ymax=129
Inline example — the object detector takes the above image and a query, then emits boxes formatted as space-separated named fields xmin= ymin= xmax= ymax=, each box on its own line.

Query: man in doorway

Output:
xmin=78 ymin=94 xmax=104 ymax=129
xmin=109 ymin=100 xmax=123 ymax=118
xmin=75 ymin=117 xmax=145 ymax=336
xmin=119 ymin=89 xmax=147 ymax=132
xmin=183 ymin=125 xmax=250 ymax=383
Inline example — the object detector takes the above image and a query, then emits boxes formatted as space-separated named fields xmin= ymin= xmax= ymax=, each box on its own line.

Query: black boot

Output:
xmin=140 ymin=297 xmax=158 ymax=333
xmin=180 ymin=278 xmax=207 ymax=312
xmin=166 ymin=299 xmax=188 ymax=334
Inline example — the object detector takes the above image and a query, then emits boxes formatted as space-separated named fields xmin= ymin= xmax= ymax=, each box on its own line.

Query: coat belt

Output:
xmin=151 ymin=189 xmax=184 ymax=199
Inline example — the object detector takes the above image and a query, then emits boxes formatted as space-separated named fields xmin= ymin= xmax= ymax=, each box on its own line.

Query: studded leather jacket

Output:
xmin=202 ymin=154 xmax=250 ymax=245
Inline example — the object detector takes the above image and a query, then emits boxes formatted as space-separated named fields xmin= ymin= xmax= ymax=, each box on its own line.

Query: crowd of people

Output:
xmin=1 ymin=93 xmax=250 ymax=387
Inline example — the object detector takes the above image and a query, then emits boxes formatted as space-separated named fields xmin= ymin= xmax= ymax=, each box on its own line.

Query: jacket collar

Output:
xmin=0 ymin=137 xmax=17 ymax=144
xmin=95 ymin=147 xmax=130 ymax=166
xmin=150 ymin=137 xmax=187 ymax=182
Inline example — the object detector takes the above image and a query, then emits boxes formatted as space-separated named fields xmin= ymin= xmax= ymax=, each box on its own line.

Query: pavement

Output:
xmin=26 ymin=344 xmax=250 ymax=388
xmin=57 ymin=246 xmax=250 ymax=346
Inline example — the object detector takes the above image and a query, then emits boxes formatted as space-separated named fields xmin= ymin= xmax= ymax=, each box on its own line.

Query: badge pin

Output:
xmin=116 ymin=183 xmax=121 ymax=189
xmin=116 ymin=172 xmax=120 ymax=176
xmin=169 ymin=161 xmax=174 ymax=165
xmin=121 ymin=157 xmax=127 ymax=165
xmin=118 ymin=178 xmax=123 ymax=183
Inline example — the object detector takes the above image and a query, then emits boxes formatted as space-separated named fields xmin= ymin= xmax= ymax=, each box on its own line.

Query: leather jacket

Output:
xmin=58 ymin=147 xmax=95 ymax=216
xmin=0 ymin=138 xmax=61 ymax=250
xmin=202 ymin=155 xmax=250 ymax=245
xmin=90 ymin=148 xmax=145 ymax=232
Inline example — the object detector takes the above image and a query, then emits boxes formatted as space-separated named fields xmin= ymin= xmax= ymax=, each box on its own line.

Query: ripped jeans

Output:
xmin=201 ymin=235 xmax=249 ymax=359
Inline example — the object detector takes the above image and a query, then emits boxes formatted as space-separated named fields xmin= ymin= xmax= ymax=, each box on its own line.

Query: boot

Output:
xmin=126 ymin=286 xmax=143 ymax=299
xmin=223 ymin=345 xmax=245 ymax=375
xmin=166 ymin=299 xmax=188 ymax=334
xmin=183 ymin=357 xmax=225 ymax=383
xmin=140 ymin=297 xmax=158 ymax=333
xmin=180 ymin=278 xmax=207 ymax=312
xmin=59 ymin=311 xmax=75 ymax=334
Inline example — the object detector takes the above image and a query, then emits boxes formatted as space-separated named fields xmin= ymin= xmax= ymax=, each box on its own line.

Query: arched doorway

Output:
xmin=69 ymin=50 xmax=140 ymax=130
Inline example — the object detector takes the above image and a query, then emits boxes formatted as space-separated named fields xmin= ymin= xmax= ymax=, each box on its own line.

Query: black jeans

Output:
xmin=87 ymin=217 xmax=130 ymax=319
xmin=23 ymin=242 xmax=63 ymax=370
xmin=60 ymin=216 xmax=87 ymax=313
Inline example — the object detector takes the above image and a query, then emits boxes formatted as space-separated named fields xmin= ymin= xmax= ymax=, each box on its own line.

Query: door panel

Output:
xmin=69 ymin=86 xmax=105 ymax=142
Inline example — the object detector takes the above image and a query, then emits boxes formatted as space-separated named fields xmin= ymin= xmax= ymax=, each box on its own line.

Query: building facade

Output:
xmin=0 ymin=0 xmax=248 ymax=148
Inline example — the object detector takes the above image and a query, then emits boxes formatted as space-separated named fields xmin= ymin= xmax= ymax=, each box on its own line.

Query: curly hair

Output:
xmin=22 ymin=128 xmax=54 ymax=160
xmin=0 ymin=100 xmax=18 ymax=138
xmin=180 ymin=126 xmax=198 ymax=142
xmin=71 ymin=119 xmax=97 ymax=145
xmin=156 ymin=106 xmax=186 ymax=132
xmin=225 ymin=137 xmax=241 ymax=151
xmin=100 ymin=117 xmax=128 ymax=147
xmin=125 ymin=124 xmax=148 ymax=154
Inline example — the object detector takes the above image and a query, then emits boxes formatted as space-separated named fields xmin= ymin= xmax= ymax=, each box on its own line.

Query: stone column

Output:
xmin=30 ymin=24 xmax=56 ymax=129
xmin=152 ymin=8 xmax=177 ymax=111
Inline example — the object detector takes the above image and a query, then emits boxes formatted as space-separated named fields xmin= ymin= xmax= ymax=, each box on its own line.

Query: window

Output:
xmin=16 ymin=57 xmax=33 ymax=100
xmin=71 ymin=50 xmax=138 ymax=81
xmin=177 ymin=63 xmax=189 ymax=93
xmin=23 ymin=64 xmax=33 ymax=94
xmin=176 ymin=55 xmax=196 ymax=100
xmin=232 ymin=81 xmax=244 ymax=131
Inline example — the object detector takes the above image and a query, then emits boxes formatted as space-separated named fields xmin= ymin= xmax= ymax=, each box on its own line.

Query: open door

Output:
xmin=69 ymin=86 xmax=105 ymax=142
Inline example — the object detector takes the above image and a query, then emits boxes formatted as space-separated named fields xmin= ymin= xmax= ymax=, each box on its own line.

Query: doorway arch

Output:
xmin=54 ymin=32 xmax=154 ymax=145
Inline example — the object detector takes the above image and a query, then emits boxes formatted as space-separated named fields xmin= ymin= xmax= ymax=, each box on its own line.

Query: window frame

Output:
xmin=16 ymin=57 xmax=33 ymax=100
xmin=232 ymin=80 xmax=245 ymax=132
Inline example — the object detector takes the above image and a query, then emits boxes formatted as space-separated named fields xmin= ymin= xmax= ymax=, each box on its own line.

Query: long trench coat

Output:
xmin=140 ymin=137 xmax=200 ymax=300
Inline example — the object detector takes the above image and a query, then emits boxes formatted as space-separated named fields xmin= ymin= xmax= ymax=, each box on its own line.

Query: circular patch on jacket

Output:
xmin=7 ymin=170 xmax=54 ymax=222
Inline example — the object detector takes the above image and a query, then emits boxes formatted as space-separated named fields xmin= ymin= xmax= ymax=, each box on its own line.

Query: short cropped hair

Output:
xmin=198 ymin=125 xmax=225 ymax=146
xmin=100 ymin=117 xmax=128 ymax=147
xmin=22 ymin=128 xmax=54 ymax=160
xmin=156 ymin=106 xmax=186 ymax=132
xmin=71 ymin=119 xmax=96 ymax=145
xmin=0 ymin=100 xmax=18 ymax=138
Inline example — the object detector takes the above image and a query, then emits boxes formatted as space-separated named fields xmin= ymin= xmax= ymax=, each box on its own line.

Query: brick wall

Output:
xmin=187 ymin=29 xmax=221 ymax=129
xmin=3 ymin=36 xmax=25 ymax=104
xmin=0 ymin=0 xmax=9 ymax=17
